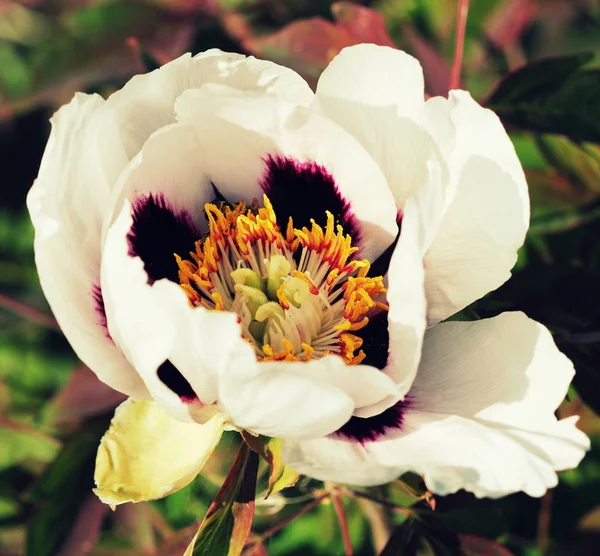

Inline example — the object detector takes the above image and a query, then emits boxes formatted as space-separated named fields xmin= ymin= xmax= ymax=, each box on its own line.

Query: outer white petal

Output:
xmin=282 ymin=436 xmax=400 ymax=486
xmin=175 ymin=85 xmax=399 ymax=261
xmin=423 ymin=92 xmax=530 ymax=324
xmin=315 ymin=44 xmax=424 ymax=115
xmin=385 ymin=163 xmax=444 ymax=393
xmin=102 ymin=197 xmax=256 ymax=427
xmin=27 ymin=93 xmax=147 ymax=398
xmin=283 ymin=313 xmax=588 ymax=495
xmin=106 ymin=50 xmax=313 ymax=160
xmin=102 ymin=201 xmax=191 ymax=422
xmin=314 ymin=44 xmax=443 ymax=208
xmin=370 ymin=313 xmax=589 ymax=497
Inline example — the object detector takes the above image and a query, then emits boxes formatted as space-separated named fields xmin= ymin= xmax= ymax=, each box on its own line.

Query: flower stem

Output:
xmin=331 ymin=491 xmax=353 ymax=556
xmin=0 ymin=292 xmax=59 ymax=330
xmin=450 ymin=0 xmax=471 ymax=90
xmin=339 ymin=487 xmax=412 ymax=515
xmin=537 ymin=490 xmax=553 ymax=553
xmin=248 ymin=492 xmax=329 ymax=546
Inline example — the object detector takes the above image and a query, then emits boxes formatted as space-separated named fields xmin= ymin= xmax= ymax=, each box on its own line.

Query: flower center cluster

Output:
xmin=175 ymin=196 xmax=388 ymax=364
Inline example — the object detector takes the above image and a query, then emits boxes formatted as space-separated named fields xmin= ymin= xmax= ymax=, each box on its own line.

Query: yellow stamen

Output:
xmin=174 ymin=194 xmax=389 ymax=366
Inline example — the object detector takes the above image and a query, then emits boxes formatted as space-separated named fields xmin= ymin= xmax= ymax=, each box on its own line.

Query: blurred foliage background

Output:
xmin=1 ymin=0 xmax=600 ymax=554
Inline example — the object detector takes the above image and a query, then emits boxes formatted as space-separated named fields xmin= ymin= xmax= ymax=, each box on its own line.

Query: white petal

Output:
xmin=101 ymin=202 xmax=190 ymax=421
xmin=146 ymin=280 xmax=259 ymax=424
xmin=370 ymin=313 xmax=589 ymax=497
xmin=315 ymin=44 xmax=424 ymax=114
xmin=296 ymin=357 xmax=401 ymax=419
xmin=314 ymin=45 xmax=443 ymax=208
xmin=27 ymin=93 xmax=147 ymax=398
xmin=175 ymin=85 xmax=399 ymax=261
xmin=103 ymin=198 xmax=252 ymax=426
xmin=370 ymin=413 xmax=586 ymax=498
xmin=412 ymin=312 xmax=577 ymax=427
xmin=385 ymin=167 xmax=444 ymax=393
xmin=423 ymin=92 xmax=530 ymax=324
xmin=282 ymin=436 xmax=400 ymax=486
xmin=104 ymin=122 xmax=216 ymax=237
xmin=106 ymin=50 xmax=313 ymax=160
xmin=218 ymin=356 xmax=357 ymax=440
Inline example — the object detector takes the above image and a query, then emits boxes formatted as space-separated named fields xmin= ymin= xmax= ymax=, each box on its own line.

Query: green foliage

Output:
xmin=487 ymin=53 xmax=600 ymax=143
xmin=25 ymin=423 xmax=107 ymax=556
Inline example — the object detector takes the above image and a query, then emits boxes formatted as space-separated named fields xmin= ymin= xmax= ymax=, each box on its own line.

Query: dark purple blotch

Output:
xmin=369 ymin=212 xmax=402 ymax=278
xmin=260 ymin=155 xmax=361 ymax=247
xmin=127 ymin=193 xmax=198 ymax=284
xmin=91 ymin=283 xmax=111 ymax=340
xmin=334 ymin=396 xmax=413 ymax=444
xmin=353 ymin=310 xmax=390 ymax=370
xmin=157 ymin=360 xmax=198 ymax=403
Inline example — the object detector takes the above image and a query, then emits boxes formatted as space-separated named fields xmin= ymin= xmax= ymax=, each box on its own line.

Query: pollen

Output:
xmin=175 ymin=195 xmax=388 ymax=366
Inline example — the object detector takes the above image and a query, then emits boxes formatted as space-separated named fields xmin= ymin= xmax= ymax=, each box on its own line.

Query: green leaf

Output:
xmin=536 ymin=136 xmax=600 ymax=193
xmin=184 ymin=442 xmax=258 ymax=556
xmin=0 ymin=416 xmax=60 ymax=472
xmin=242 ymin=433 xmax=299 ymax=497
xmin=380 ymin=518 xmax=420 ymax=556
xmin=26 ymin=423 xmax=106 ymax=556
xmin=415 ymin=506 xmax=506 ymax=539
xmin=0 ymin=3 xmax=51 ymax=45
xmin=487 ymin=53 xmax=600 ymax=143
xmin=459 ymin=534 xmax=514 ymax=555
xmin=0 ymin=43 xmax=32 ymax=98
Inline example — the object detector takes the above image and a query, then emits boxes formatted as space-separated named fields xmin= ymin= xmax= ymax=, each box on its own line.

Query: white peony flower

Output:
xmin=28 ymin=45 xmax=588 ymax=502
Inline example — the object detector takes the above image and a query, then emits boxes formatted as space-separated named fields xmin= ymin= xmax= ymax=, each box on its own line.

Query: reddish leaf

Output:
xmin=331 ymin=2 xmax=396 ymax=47
xmin=158 ymin=523 xmax=198 ymax=556
xmin=485 ymin=0 xmax=537 ymax=49
xmin=46 ymin=366 xmax=126 ymax=428
xmin=56 ymin=495 xmax=108 ymax=556
xmin=244 ymin=18 xmax=356 ymax=82
xmin=403 ymin=25 xmax=450 ymax=96
xmin=242 ymin=542 xmax=268 ymax=556
xmin=114 ymin=503 xmax=156 ymax=550
xmin=245 ymin=3 xmax=401 ymax=84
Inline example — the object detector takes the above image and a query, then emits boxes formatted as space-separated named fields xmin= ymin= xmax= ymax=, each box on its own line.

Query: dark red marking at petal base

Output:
xmin=127 ymin=193 xmax=198 ymax=284
xmin=91 ymin=284 xmax=111 ymax=340
xmin=369 ymin=211 xmax=402 ymax=277
xmin=157 ymin=360 xmax=198 ymax=403
xmin=260 ymin=155 xmax=361 ymax=246
xmin=334 ymin=397 xmax=413 ymax=443
xmin=354 ymin=310 xmax=389 ymax=370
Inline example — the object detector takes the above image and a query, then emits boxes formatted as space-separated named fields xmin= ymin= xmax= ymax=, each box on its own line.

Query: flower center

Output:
xmin=175 ymin=196 xmax=388 ymax=364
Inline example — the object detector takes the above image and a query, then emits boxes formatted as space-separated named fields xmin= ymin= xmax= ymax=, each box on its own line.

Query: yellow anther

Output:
xmin=211 ymin=292 xmax=224 ymax=311
xmin=276 ymin=280 xmax=290 ymax=310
